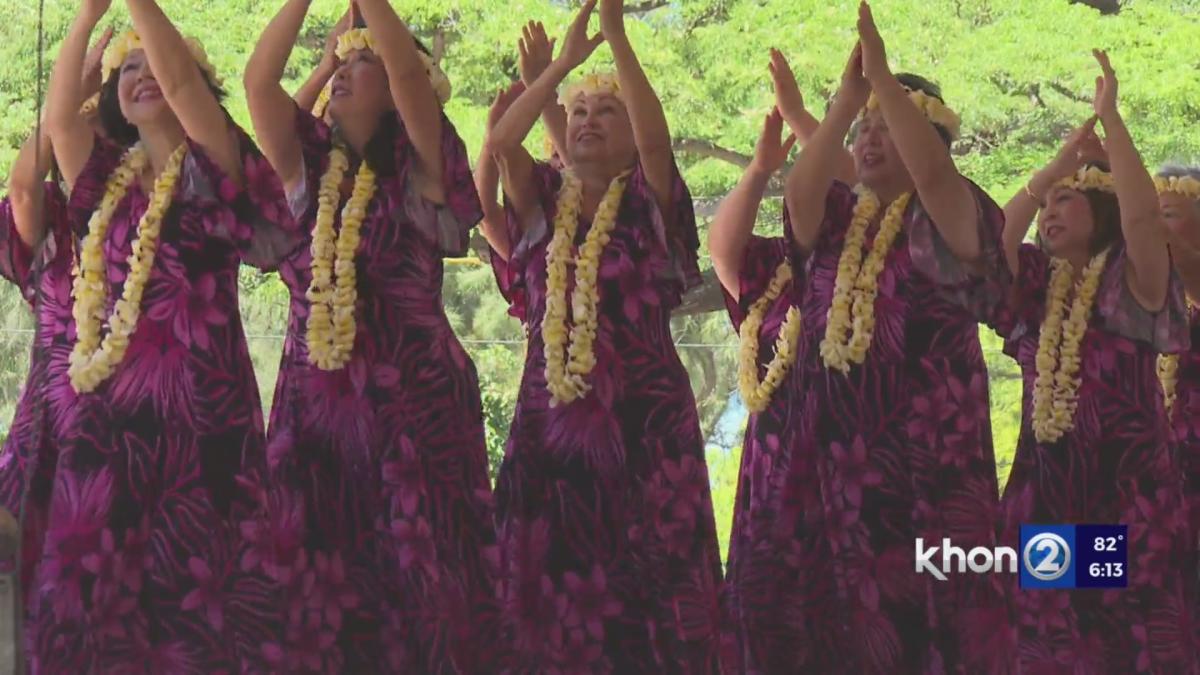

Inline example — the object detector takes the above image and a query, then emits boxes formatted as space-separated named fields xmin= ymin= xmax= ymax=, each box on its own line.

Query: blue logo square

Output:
xmin=1020 ymin=524 xmax=1076 ymax=589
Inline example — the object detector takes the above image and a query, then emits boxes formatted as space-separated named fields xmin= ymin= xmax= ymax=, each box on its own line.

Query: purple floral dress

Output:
xmin=489 ymin=160 xmax=723 ymax=673
xmin=0 ymin=184 xmax=61 ymax=592
xmin=8 ymin=128 xmax=300 ymax=673
xmin=263 ymin=104 xmax=500 ymax=674
xmin=1172 ymin=305 xmax=1200 ymax=591
xmin=998 ymin=243 xmax=1197 ymax=674
xmin=723 ymin=181 xmax=1014 ymax=674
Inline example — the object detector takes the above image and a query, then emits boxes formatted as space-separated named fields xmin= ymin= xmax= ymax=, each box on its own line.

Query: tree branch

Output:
xmin=625 ymin=0 xmax=670 ymax=14
xmin=672 ymin=138 xmax=752 ymax=168
xmin=1046 ymin=81 xmax=1091 ymax=104
xmin=1070 ymin=0 xmax=1122 ymax=14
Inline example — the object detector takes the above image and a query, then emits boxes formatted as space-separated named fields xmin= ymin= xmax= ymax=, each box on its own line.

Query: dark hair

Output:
xmin=1036 ymin=160 xmax=1122 ymax=255
xmin=97 ymin=65 xmax=227 ymax=147
xmin=847 ymin=72 xmax=953 ymax=148
xmin=1158 ymin=162 xmax=1200 ymax=182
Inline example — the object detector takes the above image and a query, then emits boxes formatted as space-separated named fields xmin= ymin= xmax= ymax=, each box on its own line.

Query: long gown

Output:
xmin=716 ymin=234 xmax=808 ymax=670
xmin=726 ymin=181 xmax=1014 ymax=674
xmin=0 ymin=184 xmax=66 ymax=599
xmin=13 ymin=129 xmax=299 ymax=672
xmin=1173 ymin=303 xmax=1200 ymax=667
xmin=489 ymin=159 xmax=724 ymax=672
xmin=998 ymin=243 xmax=1197 ymax=673
xmin=263 ymin=104 xmax=500 ymax=674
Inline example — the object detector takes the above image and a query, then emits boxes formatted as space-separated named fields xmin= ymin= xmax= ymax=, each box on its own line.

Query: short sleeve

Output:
xmin=180 ymin=121 xmax=302 ymax=271
xmin=793 ymin=180 xmax=858 ymax=262
xmin=624 ymin=155 xmax=702 ymax=293
xmin=996 ymin=243 xmax=1051 ymax=350
xmin=0 ymin=184 xmax=62 ymax=294
xmin=384 ymin=111 xmax=483 ymax=257
xmin=721 ymin=235 xmax=794 ymax=330
xmin=489 ymin=162 xmax=561 ymax=322
xmin=1094 ymin=244 xmax=1190 ymax=353
xmin=906 ymin=178 xmax=1012 ymax=326
xmin=67 ymin=135 xmax=128 ymax=237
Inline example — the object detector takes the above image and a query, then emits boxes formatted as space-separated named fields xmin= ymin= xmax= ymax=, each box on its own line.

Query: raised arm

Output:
xmin=8 ymin=126 xmax=54 ymax=248
xmin=292 ymin=9 xmax=350 ymax=114
xmin=857 ymin=2 xmax=978 ymax=263
xmin=46 ymin=0 xmax=109 ymax=189
xmin=782 ymin=43 xmax=869 ymax=254
xmin=245 ymin=0 xmax=318 ymax=190
xmin=477 ymin=81 xmax=526 ymax=260
xmin=518 ymin=21 xmax=569 ymax=162
xmin=354 ymin=0 xmax=444 ymax=197
xmin=1001 ymin=118 xmax=1100 ymax=274
xmin=710 ymin=108 xmax=796 ymax=299
xmin=770 ymin=49 xmax=855 ymax=186
xmin=1092 ymin=50 xmax=1169 ymax=310
xmin=489 ymin=1 xmax=603 ymax=226
xmin=598 ymin=0 xmax=673 ymax=208
xmin=126 ymin=0 xmax=238 ymax=178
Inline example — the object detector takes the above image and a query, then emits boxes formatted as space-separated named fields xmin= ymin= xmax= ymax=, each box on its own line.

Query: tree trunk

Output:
xmin=1071 ymin=0 xmax=1122 ymax=14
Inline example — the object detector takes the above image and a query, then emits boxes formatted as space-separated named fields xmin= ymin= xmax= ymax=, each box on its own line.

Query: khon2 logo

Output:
xmin=913 ymin=524 xmax=1126 ymax=589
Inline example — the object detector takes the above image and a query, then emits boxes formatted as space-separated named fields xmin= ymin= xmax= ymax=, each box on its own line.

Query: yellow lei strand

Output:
xmin=543 ymin=169 xmax=629 ymax=406
xmin=305 ymin=145 xmax=376 ymax=371
xmin=820 ymin=187 xmax=912 ymax=372
xmin=738 ymin=262 xmax=802 ymax=413
xmin=1159 ymin=299 xmax=1197 ymax=413
xmin=1158 ymin=353 xmax=1179 ymax=413
xmin=68 ymin=143 xmax=187 ymax=393
xmin=1031 ymin=249 xmax=1109 ymax=443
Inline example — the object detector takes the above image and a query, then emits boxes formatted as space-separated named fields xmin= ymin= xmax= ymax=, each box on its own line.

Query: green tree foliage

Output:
xmin=1 ymin=1 xmax=1197 ymax=551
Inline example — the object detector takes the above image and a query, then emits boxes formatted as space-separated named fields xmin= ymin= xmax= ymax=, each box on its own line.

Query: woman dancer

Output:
xmin=477 ymin=20 xmax=569 ymax=259
xmin=758 ymin=3 xmax=1012 ymax=672
xmin=33 ymin=0 xmax=298 ymax=668
xmin=485 ymin=0 xmax=722 ymax=670
xmin=245 ymin=0 xmax=499 ymax=671
xmin=0 ymin=30 xmax=110 ymax=613
xmin=998 ymin=52 xmax=1195 ymax=673
xmin=709 ymin=105 xmax=806 ymax=672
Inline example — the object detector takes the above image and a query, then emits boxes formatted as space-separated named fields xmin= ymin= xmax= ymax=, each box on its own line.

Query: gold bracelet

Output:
xmin=1023 ymin=182 xmax=1043 ymax=202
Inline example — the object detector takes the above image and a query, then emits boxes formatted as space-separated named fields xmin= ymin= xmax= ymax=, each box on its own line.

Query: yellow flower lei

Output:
xmin=738 ymin=262 xmax=802 ymax=413
xmin=1154 ymin=174 xmax=1200 ymax=201
xmin=313 ymin=28 xmax=452 ymax=117
xmin=1158 ymin=353 xmax=1179 ymax=413
xmin=1158 ymin=299 xmax=1197 ymax=413
xmin=1056 ymin=166 xmax=1116 ymax=193
xmin=305 ymin=144 xmax=376 ymax=370
xmin=863 ymin=89 xmax=961 ymax=140
xmin=1031 ymin=248 xmax=1110 ymax=443
xmin=68 ymin=143 xmax=187 ymax=393
xmin=820 ymin=187 xmax=912 ymax=373
xmin=543 ymin=169 xmax=629 ymax=406
xmin=558 ymin=72 xmax=622 ymax=108
xmin=101 ymin=30 xmax=220 ymax=86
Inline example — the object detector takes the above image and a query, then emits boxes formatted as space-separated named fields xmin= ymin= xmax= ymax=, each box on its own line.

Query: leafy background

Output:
xmin=1 ymin=0 xmax=1198 ymax=556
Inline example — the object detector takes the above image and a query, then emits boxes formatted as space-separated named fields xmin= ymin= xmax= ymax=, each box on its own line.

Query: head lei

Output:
xmin=558 ymin=72 xmax=623 ymax=109
xmin=862 ymin=86 xmax=961 ymax=141
xmin=1154 ymin=174 xmax=1200 ymax=201
xmin=1055 ymin=165 xmax=1116 ymax=194
xmin=313 ymin=28 xmax=452 ymax=117
xmin=100 ymin=30 xmax=220 ymax=86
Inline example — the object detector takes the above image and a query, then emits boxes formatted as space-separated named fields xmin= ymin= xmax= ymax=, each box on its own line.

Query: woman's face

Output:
xmin=1037 ymin=186 xmax=1096 ymax=258
xmin=328 ymin=49 xmax=394 ymax=121
xmin=1161 ymin=190 xmax=1200 ymax=248
xmin=564 ymin=93 xmax=636 ymax=169
xmin=851 ymin=107 xmax=909 ymax=192
xmin=116 ymin=49 xmax=170 ymax=126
